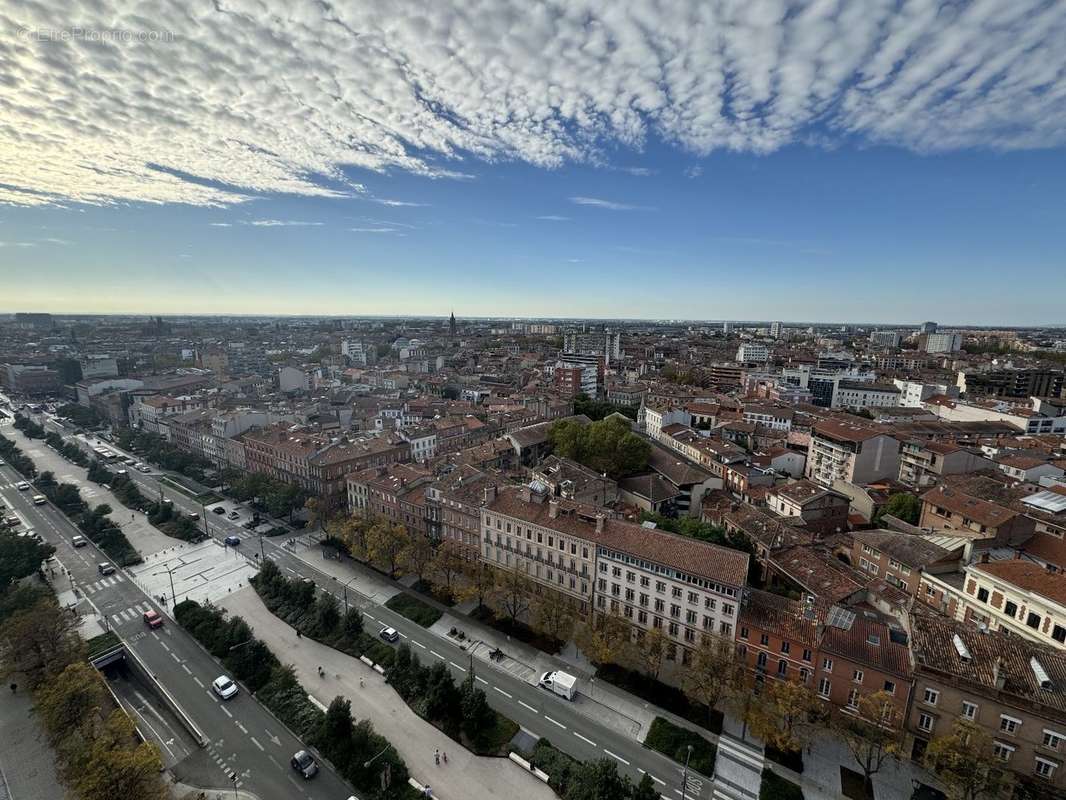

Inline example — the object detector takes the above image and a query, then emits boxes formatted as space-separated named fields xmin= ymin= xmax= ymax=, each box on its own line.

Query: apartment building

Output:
xmin=805 ymin=420 xmax=901 ymax=486
xmin=897 ymin=440 xmax=993 ymax=489
xmin=765 ymin=480 xmax=850 ymax=536
xmin=552 ymin=353 xmax=605 ymax=398
xmin=482 ymin=484 xmax=748 ymax=662
xmin=742 ymin=404 xmax=794 ymax=431
xmin=643 ymin=404 xmax=691 ymax=440
xmin=919 ymin=484 xmax=1034 ymax=545
xmin=922 ymin=332 xmax=962 ymax=353
xmin=849 ymin=529 xmax=958 ymax=595
xmin=831 ymin=381 xmax=901 ymax=411
xmin=736 ymin=343 xmax=770 ymax=363
xmin=908 ymin=613 xmax=1066 ymax=792
xmin=893 ymin=379 xmax=959 ymax=408
xmin=958 ymin=368 xmax=1064 ymax=400
xmin=737 ymin=589 xmax=819 ymax=684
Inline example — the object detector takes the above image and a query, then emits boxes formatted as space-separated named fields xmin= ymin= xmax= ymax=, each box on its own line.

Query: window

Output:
xmin=719 ymin=622 xmax=732 ymax=637
xmin=656 ymin=581 xmax=666 ymax=593
xmin=992 ymin=742 xmax=1015 ymax=762
xmin=672 ymin=586 xmax=682 ymax=598
xmin=757 ymin=651 xmax=768 ymax=668
xmin=740 ymin=626 xmax=749 ymax=640
xmin=722 ymin=603 xmax=735 ymax=616
xmin=818 ymin=678 xmax=831 ymax=698
xmin=1035 ymin=757 xmax=1058 ymax=780
xmin=688 ymin=591 xmax=698 ymax=604
xmin=1053 ymin=625 xmax=1066 ymax=644
xmin=686 ymin=610 xmax=697 ymax=625
xmin=705 ymin=597 xmax=717 ymax=611
xmin=1004 ymin=600 xmax=1018 ymax=618
xmin=1027 ymin=612 xmax=1042 ymax=629
xmin=639 ymin=593 xmax=649 ymax=607
xmin=883 ymin=680 xmax=895 ymax=695
xmin=760 ymin=633 xmax=770 ymax=646
xmin=923 ymin=688 xmax=939 ymax=706
xmin=961 ymin=701 xmax=978 ymax=721
xmin=637 ymin=611 xmax=647 ymax=624
xmin=778 ymin=660 xmax=788 ymax=676
xmin=918 ymin=713 xmax=934 ymax=732
xmin=640 ymin=576 xmax=650 ymax=588
xmin=1000 ymin=716 xmax=1022 ymax=735
xmin=670 ymin=604 xmax=681 ymax=619
xmin=976 ymin=587 xmax=989 ymax=603
xmin=852 ymin=669 xmax=864 ymax=684
xmin=846 ymin=689 xmax=860 ymax=709
xmin=822 ymin=658 xmax=833 ymax=672
xmin=668 ymin=622 xmax=679 ymax=636
xmin=781 ymin=641 xmax=791 ymax=655
xmin=1042 ymin=730 xmax=1064 ymax=751
xmin=626 ymin=571 xmax=635 ymax=583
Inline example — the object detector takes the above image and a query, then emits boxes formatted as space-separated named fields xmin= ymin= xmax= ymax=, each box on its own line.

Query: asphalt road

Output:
xmin=10 ymin=414 xmax=721 ymax=800
xmin=0 ymin=456 xmax=356 ymax=800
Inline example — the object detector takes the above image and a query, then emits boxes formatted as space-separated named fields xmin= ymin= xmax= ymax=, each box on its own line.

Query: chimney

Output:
xmin=483 ymin=485 xmax=497 ymax=504
xmin=595 ymin=513 xmax=606 ymax=533
xmin=992 ymin=657 xmax=1006 ymax=691
xmin=549 ymin=500 xmax=559 ymax=519
xmin=980 ymin=552 xmax=990 ymax=564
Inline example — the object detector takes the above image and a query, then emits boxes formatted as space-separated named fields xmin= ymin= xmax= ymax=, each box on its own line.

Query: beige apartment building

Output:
xmin=805 ymin=420 xmax=900 ymax=486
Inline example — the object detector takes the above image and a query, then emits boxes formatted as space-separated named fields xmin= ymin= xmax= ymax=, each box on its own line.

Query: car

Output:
xmin=0 ymin=459 xmax=5 ymax=466
xmin=223 ymin=535 xmax=240 ymax=547
xmin=290 ymin=750 xmax=318 ymax=779
xmin=72 ymin=535 xmax=87 ymax=547
xmin=136 ymin=464 xmax=151 ymax=473
xmin=379 ymin=626 xmax=399 ymax=643
xmin=227 ymin=511 xmax=240 ymax=520
xmin=143 ymin=610 xmax=164 ymax=629
xmin=212 ymin=675 xmax=239 ymax=700
xmin=97 ymin=562 xmax=115 ymax=575
xmin=16 ymin=482 xmax=30 ymax=491
xmin=32 ymin=494 xmax=46 ymax=505
xmin=212 ymin=506 xmax=227 ymax=515
xmin=242 ymin=520 xmax=257 ymax=530
xmin=122 ymin=457 xmax=135 ymax=465
xmin=188 ymin=512 xmax=200 ymax=521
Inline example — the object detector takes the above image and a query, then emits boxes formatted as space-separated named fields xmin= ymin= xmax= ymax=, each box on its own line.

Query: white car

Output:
xmin=212 ymin=675 xmax=239 ymax=700
xmin=16 ymin=482 xmax=30 ymax=491
xmin=379 ymin=626 xmax=400 ymax=643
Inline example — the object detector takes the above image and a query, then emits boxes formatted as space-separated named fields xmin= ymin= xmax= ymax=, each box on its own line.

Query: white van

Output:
xmin=32 ymin=494 xmax=47 ymax=505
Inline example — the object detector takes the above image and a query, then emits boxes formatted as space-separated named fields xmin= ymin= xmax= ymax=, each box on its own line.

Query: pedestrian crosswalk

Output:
xmin=110 ymin=601 xmax=155 ymax=626
xmin=83 ymin=573 xmax=125 ymax=594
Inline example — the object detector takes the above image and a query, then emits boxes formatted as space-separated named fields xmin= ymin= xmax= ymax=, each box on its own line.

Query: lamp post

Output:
xmin=152 ymin=564 xmax=178 ymax=607
xmin=680 ymin=744 xmax=693 ymax=800
xmin=364 ymin=744 xmax=391 ymax=769
xmin=341 ymin=575 xmax=358 ymax=612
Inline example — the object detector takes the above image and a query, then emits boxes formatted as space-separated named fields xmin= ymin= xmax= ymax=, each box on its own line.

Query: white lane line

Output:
xmin=181 ymin=664 xmax=192 ymax=674
xmin=220 ymin=706 xmax=233 ymax=718
xmin=516 ymin=700 xmax=538 ymax=714
xmin=236 ymin=722 xmax=248 ymax=734
xmin=429 ymin=650 xmax=445 ymax=660
xmin=399 ymin=632 xmax=408 ymax=639
xmin=206 ymin=690 xmax=217 ymax=702
xmin=493 ymin=687 xmax=513 ymax=699
xmin=250 ymin=737 xmax=264 ymax=751
xmin=544 ymin=715 xmax=566 ymax=730
xmin=170 ymin=652 xmax=181 ymax=663
xmin=603 ymin=749 xmax=630 ymax=766
xmin=193 ymin=677 xmax=204 ymax=688
xmin=450 ymin=662 xmax=467 ymax=673
xmin=412 ymin=641 xmax=426 ymax=649
xmin=574 ymin=732 xmax=597 ymax=747
xmin=159 ymin=641 xmax=170 ymax=652
xmin=150 ymin=631 xmax=160 ymax=640
xmin=475 ymin=676 xmax=488 ymax=685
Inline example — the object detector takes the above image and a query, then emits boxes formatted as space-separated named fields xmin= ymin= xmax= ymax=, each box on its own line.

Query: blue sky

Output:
xmin=2 ymin=1 xmax=1065 ymax=324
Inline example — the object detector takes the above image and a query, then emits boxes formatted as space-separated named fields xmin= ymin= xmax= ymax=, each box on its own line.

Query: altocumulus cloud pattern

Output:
xmin=2 ymin=0 xmax=1064 ymax=207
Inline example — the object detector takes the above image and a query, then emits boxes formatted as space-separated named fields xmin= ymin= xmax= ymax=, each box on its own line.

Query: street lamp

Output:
xmin=229 ymin=640 xmax=254 ymax=652
xmin=677 ymin=746 xmax=695 ymax=800
xmin=152 ymin=565 xmax=178 ymax=607
xmin=364 ymin=744 xmax=391 ymax=769
xmin=341 ymin=575 xmax=358 ymax=612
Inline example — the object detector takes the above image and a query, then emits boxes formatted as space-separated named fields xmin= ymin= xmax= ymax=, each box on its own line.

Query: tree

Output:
xmin=460 ymin=677 xmax=495 ymax=745
xmin=0 ymin=529 xmax=54 ymax=593
xmin=636 ymin=627 xmax=668 ymax=680
xmin=548 ymin=416 xmax=651 ymax=480
xmin=460 ymin=555 xmax=498 ymax=610
xmin=326 ymin=515 xmax=372 ymax=560
xmin=575 ymin=610 xmax=633 ymax=666
xmin=431 ymin=540 xmax=467 ymax=599
xmin=925 ymin=719 xmax=1008 ymax=800
xmin=70 ymin=709 xmax=167 ymax=800
xmin=366 ymin=521 xmax=412 ymax=578
xmin=315 ymin=593 xmax=341 ymax=636
xmin=744 ymin=678 xmax=821 ymax=755
xmin=565 ymin=758 xmax=633 ymax=800
xmin=682 ymin=634 xmax=740 ymax=727
xmin=496 ymin=567 xmax=534 ymax=629
xmin=33 ymin=661 xmax=106 ymax=747
xmin=342 ymin=607 xmax=364 ymax=640
xmin=405 ymin=535 xmax=435 ymax=588
xmin=878 ymin=493 xmax=922 ymax=525
xmin=314 ymin=696 xmax=355 ymax=774
xmin=0 ymin=597 xmax=85 ymax=687
xmin=303 ymin=496 xmax=323 ymax=531
xmin=632 ymin=773 xmax=659 ymax=800
xmin=832 ymin=691 xmax=903 ymax=798
xmin=534 ymin=591 xmax=577 ymax=644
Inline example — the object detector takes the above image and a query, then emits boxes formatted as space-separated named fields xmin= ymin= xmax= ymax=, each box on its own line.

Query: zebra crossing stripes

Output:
xmin=82 ymin=574 xmax=125 ymax=594
xmin=110 ymin=602 xmax=155 ymax=626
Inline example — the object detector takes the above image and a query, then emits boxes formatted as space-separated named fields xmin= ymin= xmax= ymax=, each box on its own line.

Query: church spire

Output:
xmin=449 ymin=310 xmax=457 ymax=337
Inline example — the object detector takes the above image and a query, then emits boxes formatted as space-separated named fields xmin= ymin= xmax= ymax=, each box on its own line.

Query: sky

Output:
xmin=1 ymin=0 xmax=1064 ymax=325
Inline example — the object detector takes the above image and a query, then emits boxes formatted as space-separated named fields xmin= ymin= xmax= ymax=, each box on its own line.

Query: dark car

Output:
xmin=224 ymin=535 xmax=240 ymax=547
xmin=291 ymin=750 xmax=318 ymax=779
xmin=212 ymin=506 xmax=227 ymax=515
xmin=97 ymin=562 xmax=115 ymax=576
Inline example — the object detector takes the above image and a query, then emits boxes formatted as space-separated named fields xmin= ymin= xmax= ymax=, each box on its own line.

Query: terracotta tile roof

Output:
xmin=851 ymin=529 xmax=955 ymax=568
xmin=740 ymin=588 xmax=820 ymax=647
xmin=820 ymin=614 xmax=911 ymax=678
xmin=770 ymin=545 xmax=865 ymax=603
xmin=772 ymin=480 xmax=844 ymax=506
xmin=972 ymin=560 xmax=1066 ymax=606
xmin=813 ymin=419 xmax=892 ymax=443
xmin=487 ymin=487 xmax=749 ymax=587
xmin=920 ymin=485 xmax=1018 ymax=529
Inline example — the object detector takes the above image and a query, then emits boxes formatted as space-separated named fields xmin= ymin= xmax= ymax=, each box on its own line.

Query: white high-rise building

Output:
xmin=736 ymin=343 xmax=770 ymax=363
xmin=923 ymin=332 xmax=962 ymax=354
xmin=770 ymin=321 xmax=783 ymax=339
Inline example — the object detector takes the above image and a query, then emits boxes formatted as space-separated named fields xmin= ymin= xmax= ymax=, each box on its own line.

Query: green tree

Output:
xmin=314 ymin=696 xmax=355 ymax=774
xmin=744 ymin=678 xmax=821 ymax=755
xmin=460 ymin=557 xmax=498 ymax=610
xmin=0 ymin=597 xmax=85 ymax=687
xmin=431 ymin=540 xmax=467 ymax=599
xmin=632 ymin=773 xmax=659 ymax=800
xmin=70 ymin=709 xmax=167 ymax=800
xmin=0 ymin=529 xmax=54 ymax=593
xmin=575 ymin=610 xmax=633 ymax=666
xmin=682 ymin=634 xmax=740 ymax=727
xmin=342 ymin=607 xmax=364 ymax=640
xmin=534 ymin=591 xmax=577 ymax=643
xmin=405 ymin=535 xmax=435 ymax=587
xmin=33 ymin=661 xmax=106 ymax=747
xmin=366 ymin=521 xmax=412 ymax=578
xmin=460 ymin=677 xmax=494 ymax=745
xmin=877 ymin=492 xmax=922 ymax=525
xmin=565 ymin=758 xmax=633 ymax=800
xmin=925 ymin=719 xmax=1008 ymax=800
xmin=548 ymin=417 xmax=650 ymax=480
xmin=316 ymin=592 xmax=341 ymax=635
xmin=832 ymin=691 xmax=903 ymax=798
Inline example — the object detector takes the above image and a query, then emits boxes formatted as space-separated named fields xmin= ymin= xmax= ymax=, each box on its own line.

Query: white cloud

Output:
xmin=208 ymin=222 xmax=233 ymax=227
xmin=570 ymin=196 xmax=649 ymax=211
xmin=0 ymin=241 xmax=36 ymax=247
xmin=536 ymin=215 xmax=571 ymax=221
xmin=350 ymin=227 xmax=405 ymax=234
xmin=248 ymin=219 xmax=324 ymax=227
xmin=683 ymin=166 xmax=703 ymax=179
xmin=371 ymin=198 xmax=430 ymax=208
xmin=1 ymin=1 xmax=1063 ymax=207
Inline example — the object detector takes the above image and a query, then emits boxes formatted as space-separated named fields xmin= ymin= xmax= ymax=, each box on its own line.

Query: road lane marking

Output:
xmin=250 ymin=737 xmax=264 ymax=751
xmin=193 ymin=677 xmax=204 ymax=688
xmin=518 ymin=700 xmax=538 ymax=713
xmin=399 ymin=631 xmax=408 ymax=638
xmin=430 ymin=650 xmax=445 ymax=660
xmin=220 ymin=706 xmax=232 ymax=718
xmin=412 ymin=641 xmax=426 ymax=649
xmin=170 ymin=652 xmax=181 ymax=663
xmin=159 ymin=641 xmax=170 ymax=652
xmin=236 ymin=722 xmax=248 ymax=734
xmin=544 ymin=715 xmax=566 ymax=730
xmin=603 ymin=749 xmax=630 ymax=766
xmin=494 ymin=687 xmax=513 ymax=699
xmin=475 ymin=676 xmax=488 ymax=685
xmin=181 ymin=664 xmax=192 ymax=674
xmin=450 ymin=661 xmax=466 ymax=672
xmin=574 ymin=732 xmax=597 ymax=746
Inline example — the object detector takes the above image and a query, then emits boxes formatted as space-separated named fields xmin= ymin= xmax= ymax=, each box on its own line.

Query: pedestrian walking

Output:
xmin=442 ymin=751 xmax=448 ymax=764
xmin=423 ymin=785 xmax=432 ymax=798
xmin=359 ymin=676 xmax=364 ymax=688
xmin=296 ymin=628 xmax=302 ymax=639
xmin=434 ymin=749 xmax=440 ymax=766
xmin=9 ymin=682 xmax=16 ymax=694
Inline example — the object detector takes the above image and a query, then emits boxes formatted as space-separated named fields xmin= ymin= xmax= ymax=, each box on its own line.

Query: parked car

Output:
xmin=136 ymin=464 xmax=151 ymax=473
xmin=143 ymin=610 xmax=164 ymax=629
xmin=188 ymin=512 xmax=200 ymax=521
xmin=72 ymin=535 xmax=87 ymax=547
xmin=538 ymin=670 xmax=578 ymax=701
xmin=227 ymin=511 xmax=240 ymax=520
xmin=97 ymin=562 xmax=115 ymax=576
xmin=32 ymin=494 xmax=46 ymax=505
xmin=379 ymin=626 xmax=399 ymax=643
xmin=212 ymin=506 xmax=227 ymax=515
xmin=291 ymin=750 xmax=318 ymax=779
xmin=223 ymin=535 xmax=240 ymax=547
xmin=16 ymin=482 xmax=30 ymax=491
xmin=212 ymin=675 xmax=239 ymax=700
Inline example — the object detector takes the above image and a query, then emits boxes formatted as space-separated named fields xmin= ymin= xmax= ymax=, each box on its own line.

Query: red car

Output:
xmin=143 ymin=610 xmax=164 ymax=629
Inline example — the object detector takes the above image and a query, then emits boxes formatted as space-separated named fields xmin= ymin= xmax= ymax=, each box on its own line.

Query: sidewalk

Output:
xmin=284 ymin=541 xmax=945 ymax=800
xmin=0 ymin=682 xmax=66 ymax=800
xmin=220 ymin=586 xmax=556 ymax=800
